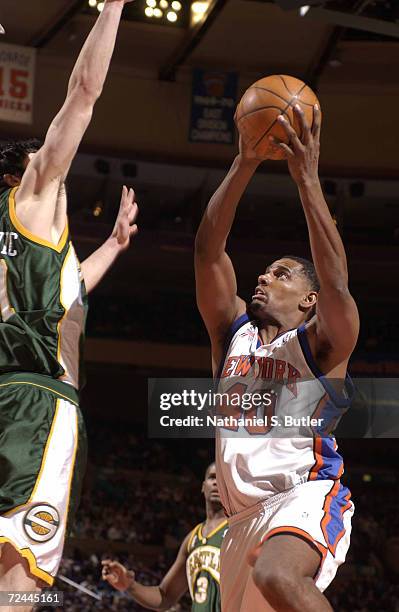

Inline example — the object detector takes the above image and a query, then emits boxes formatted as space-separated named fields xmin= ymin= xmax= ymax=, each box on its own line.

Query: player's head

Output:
xmin=202 ymin=462 xmax=221 ymax=507
xmin=248 ymin=256 xmax=319 ymax=325
xmin=0 ymin=139 xmax=41 ymax=193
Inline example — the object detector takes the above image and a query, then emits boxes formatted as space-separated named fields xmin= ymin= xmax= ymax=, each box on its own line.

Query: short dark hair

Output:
xmin=282 ymin=255 xmax=319 ymax=320
xmin=0 ymin=139 xmax=42 ymax=193
xmin=204 ymin=462 xmax=216 ymax=479
xmin=282 ymin=255 xmax=320 ymax=292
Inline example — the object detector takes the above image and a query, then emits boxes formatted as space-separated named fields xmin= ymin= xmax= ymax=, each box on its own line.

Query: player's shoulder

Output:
xmin=186 ymin=522 xmax=203 ymax=553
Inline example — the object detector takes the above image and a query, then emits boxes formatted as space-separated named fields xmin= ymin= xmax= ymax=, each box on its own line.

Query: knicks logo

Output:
xmin=23 ymin=504 xmax=60 ymax=543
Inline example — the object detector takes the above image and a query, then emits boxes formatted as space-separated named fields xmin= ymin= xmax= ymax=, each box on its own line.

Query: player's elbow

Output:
xmin=69 ymin=73 xmax=103 ymax=105
xmin=194 ymin=230 xmax=208 ymax=257
xmin=195 ymin=233 xmax=224 ymax=263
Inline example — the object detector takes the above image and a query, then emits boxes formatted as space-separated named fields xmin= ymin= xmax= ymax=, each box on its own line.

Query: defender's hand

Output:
xmin=111 ymin=185 xmax=139 ymax=251
xmin=102 ymin=560 xmax=135 ymax=591
xmin=273 ymin=103 xmax=321 ymax=185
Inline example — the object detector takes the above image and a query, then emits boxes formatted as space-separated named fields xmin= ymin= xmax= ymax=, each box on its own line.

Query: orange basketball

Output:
xmin=235 ymin=75 xmax=320 ymax=160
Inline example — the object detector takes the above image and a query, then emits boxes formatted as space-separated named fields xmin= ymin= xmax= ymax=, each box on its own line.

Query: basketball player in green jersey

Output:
xmin=0 ymin=0 xmax=134 ymax=603
xmin=102 ymin=463 xmax=227 ymax=611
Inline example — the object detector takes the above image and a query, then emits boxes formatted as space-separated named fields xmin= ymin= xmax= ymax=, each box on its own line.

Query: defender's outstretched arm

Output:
xmin=17 ymin=0 xmax=130 ymax=205
xmin=81 ymin=186 xmax=138 ymax=293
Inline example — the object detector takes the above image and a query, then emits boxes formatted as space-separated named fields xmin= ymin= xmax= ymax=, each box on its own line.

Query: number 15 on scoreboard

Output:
xmin=0 ymin=42 xmax=36 ymax=124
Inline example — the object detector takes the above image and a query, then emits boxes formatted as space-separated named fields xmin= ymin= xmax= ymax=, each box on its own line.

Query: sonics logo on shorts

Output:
xmin=23 ymin=504 xmax=60 ymax=543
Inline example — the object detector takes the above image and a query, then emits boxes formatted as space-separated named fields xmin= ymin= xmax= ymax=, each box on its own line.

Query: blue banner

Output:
xmin=189 ymin=69 xmax=238 ymax=145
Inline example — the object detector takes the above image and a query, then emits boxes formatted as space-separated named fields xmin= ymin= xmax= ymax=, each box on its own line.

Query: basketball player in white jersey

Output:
xmin=194 ymin=104 xmax=359 ymax=611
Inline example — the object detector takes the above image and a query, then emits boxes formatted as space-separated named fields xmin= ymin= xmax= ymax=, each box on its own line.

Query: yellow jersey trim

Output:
xmin=57 ymin=244 xmax=71 ymax=377
xmin=0 ymin=537 xmax=54 ymax=585
xmin=8 ymin=186 xmax=69 ymax=253
xmin=187 ymin=523 xmax=201 ymax=553
xmin=0 ymin=381 xmax=78 ymax=406
xmin=198 ymin=519 xmax=228 ymax=542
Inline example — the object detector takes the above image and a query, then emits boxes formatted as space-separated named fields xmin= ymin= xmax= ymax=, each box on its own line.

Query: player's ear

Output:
xmin=3 ymin=173 xmax=21 ymax=187
xmin=299 ymin=291 xmax=317 ymax=312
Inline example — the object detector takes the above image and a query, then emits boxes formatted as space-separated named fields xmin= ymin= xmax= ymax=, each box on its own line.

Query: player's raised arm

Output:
xmin=102 ymin=533 xmax=190 ymax=611
xmin=277 ymin=105 xmax=359 ymax=366
xmin=16 ymin=0 xmax=131 ymax=214
xmin=195 ymin=137 xmax=265 ymax=366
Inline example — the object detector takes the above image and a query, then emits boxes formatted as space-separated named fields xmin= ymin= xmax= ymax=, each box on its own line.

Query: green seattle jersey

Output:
xmin=186 ymin=519 xmax=228 ymax=612
xmin=0 ymin=187 xmax=88 ymax=388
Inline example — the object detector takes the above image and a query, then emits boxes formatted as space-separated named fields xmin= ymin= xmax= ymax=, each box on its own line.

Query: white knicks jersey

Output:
xmin=215 ymin=313 xmax=353 ymax=516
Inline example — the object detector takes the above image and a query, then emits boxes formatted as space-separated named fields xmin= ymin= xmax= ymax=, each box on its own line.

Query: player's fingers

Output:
xmin=294 ymin=104 xmax=310 ymax=145
xmin=312 ymin=104 xmax=321 ymax=140
xmin=277 ymin=115 xmax=302 ymax=152
xmin=128 ymin=202 xmax=139 ymax=224
xmin=128 ymin=187 xmax=135 ymax=205
xmin=278 ymin=142 xmax=295 ymax=158
xmin=129 ymin=224 xmax=138 ymax=238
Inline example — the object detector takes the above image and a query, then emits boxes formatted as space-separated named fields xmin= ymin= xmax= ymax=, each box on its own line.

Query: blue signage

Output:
xmin=189 ymin=69 xmax=238 ymax=145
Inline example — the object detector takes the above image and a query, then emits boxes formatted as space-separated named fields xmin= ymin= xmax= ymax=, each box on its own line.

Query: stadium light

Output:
xmin=191 ymin=1 xmax=209 ymax=24
xmin=274 ymin=0 xmax=325 ymax=9
xmin=299 ymin=5 xmax=310 ymax=17
xmin=144 ymin=0 xmax=181 ymax=22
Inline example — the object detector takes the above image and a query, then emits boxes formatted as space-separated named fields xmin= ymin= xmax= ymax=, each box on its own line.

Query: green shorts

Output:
xmin=0 ymin=372 xmax=87 ymax=584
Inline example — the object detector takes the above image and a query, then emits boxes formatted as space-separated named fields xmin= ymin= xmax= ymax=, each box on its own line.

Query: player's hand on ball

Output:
xmin=102 ymin=560 xmax=135 ymax=591
xmin=272 ymin=103 xmax=321 ymax=185
xmin=238 ymin=134 xmax=269 ymax=164
xmin=111 ymin=185 xmax=139 ymax=250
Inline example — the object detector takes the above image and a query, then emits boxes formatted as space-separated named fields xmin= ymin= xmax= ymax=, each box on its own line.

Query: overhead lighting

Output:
xmin=171 ymin=0 xmax=182 ymax=9
xmin=153 ymin=7 xmax=163 ymax=17
xmin=160 ymin=0 xmax=169 ymax=8
xmin=299 ymin=5 xmax=310 ymax=17
xmin=167 ymin=10 xmax=177 ymax=21
xmin=146 ymin=0 xmax=156 ymax=7
xmin=145 ymin=6 xmax=154 ymax=16
xmin=191 ymin=1 xmax=208 ymax=23
xmin=192 ymin=1 xmax=208 ymax=14
xmin=97 ymin=1 xmax=104 ymax=12
xmin=88 ymin=0 xmax=97 ymax=7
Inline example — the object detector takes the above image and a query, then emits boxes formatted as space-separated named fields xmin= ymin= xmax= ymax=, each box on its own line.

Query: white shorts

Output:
xmin=220 ymin=479 xmax=354 ymax=611
xmin=0 ymin=390 xmax=86 ymax=586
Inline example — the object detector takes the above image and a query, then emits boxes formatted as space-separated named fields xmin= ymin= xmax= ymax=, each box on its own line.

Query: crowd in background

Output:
xmin=87 ymin=292 xmax=399 ymax=355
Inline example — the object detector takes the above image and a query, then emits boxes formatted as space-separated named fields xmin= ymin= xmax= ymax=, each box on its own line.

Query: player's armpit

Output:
xmin=195 ymin=250 xmax=246 ymax=349
xmin=313 ymin=286 xmax=360 ymax=365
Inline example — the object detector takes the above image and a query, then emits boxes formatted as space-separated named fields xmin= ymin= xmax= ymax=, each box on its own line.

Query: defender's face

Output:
xmin=202 ymin=464 xmax=220 ymax=504
xmin=249 ymin=258 xmax=313 ymax=323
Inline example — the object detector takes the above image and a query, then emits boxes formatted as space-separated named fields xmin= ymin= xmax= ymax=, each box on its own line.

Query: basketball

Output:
xmin=235 ymin=75 xmax=320 ymax=160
